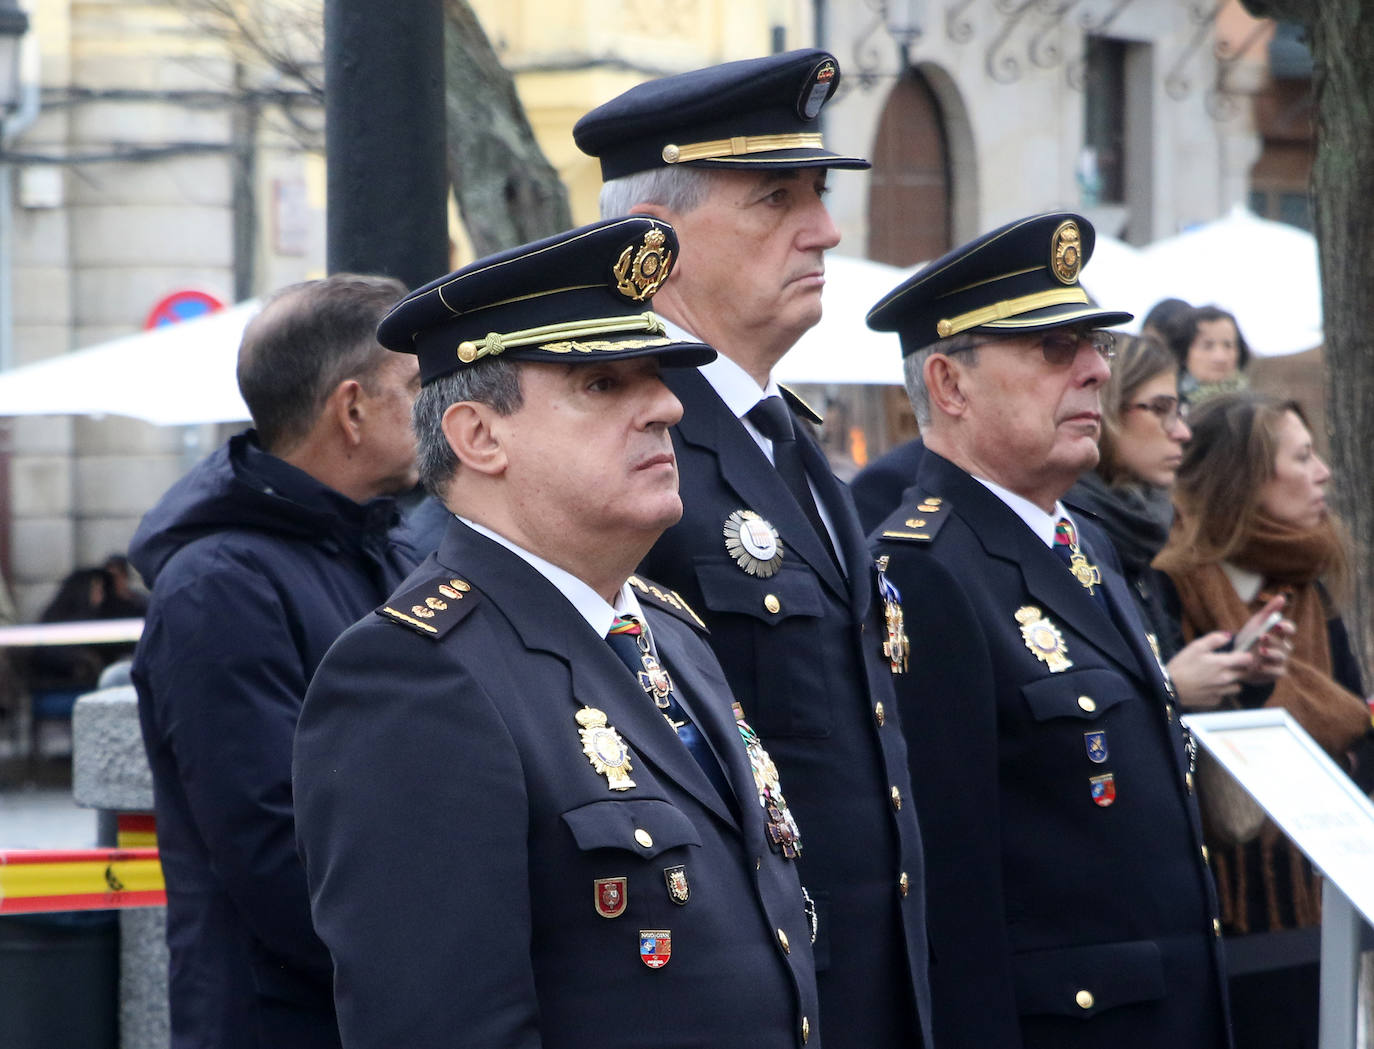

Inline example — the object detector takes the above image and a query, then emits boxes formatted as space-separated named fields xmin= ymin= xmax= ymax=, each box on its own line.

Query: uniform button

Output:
xmin=1077 ymin=695 xmax=1096 ymax=713
xmin=899 ymin=872 xmax=910 ymax=897
xmin=1167 ymin=705 xmax=1175 ymax=723
xmin=1213 ymin=917 xmax=1222 ymax=936
xmin=1202 ymin=845 xmax=1210 ymax=864
xmin=875 ymin=701 xmax=886 ymax=727
xmin=777 ymin=928 xmax=791 ymax=953
xmin=890 ymin=785 xmax=902 ymax=810
xmin=764 ymin=594 xmax=781 ymax=614
xmin=1186 ymin=771 xmax=1195 ymax=793
xmin=802 ymin=1016 xmax=810 ymax=1044
xmin=634 ymin=828 xmax=653 ymax=849
xmin=1075 ymin=989 xmax=1094 ymax=1010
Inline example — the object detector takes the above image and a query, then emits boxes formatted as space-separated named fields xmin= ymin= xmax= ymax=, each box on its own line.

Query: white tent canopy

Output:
xmin=1138 ymin=205 xmax=1322 ymax=357
xmin=0 ymin=299 xmax=258 ymax=426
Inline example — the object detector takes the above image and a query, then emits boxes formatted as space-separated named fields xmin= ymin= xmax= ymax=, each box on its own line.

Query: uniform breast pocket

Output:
xmin=561 ymin=798 xmax=702 ymax=859
xmin=1013 ymin=939 xmax=1164 ymax=1019
xmin=692 ymin=558 xmax=831 ymax=738
xmin=1020 ymin=667 xmax=1134 ymax=724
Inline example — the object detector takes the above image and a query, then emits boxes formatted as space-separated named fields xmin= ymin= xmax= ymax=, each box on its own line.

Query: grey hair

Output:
xmin=900 ymin=332 xmax=979 ymax=428
xmin=598 ymin=166 xmax=716 ymax=219
xmin=412 ymin=359 xmax=524 ymax=500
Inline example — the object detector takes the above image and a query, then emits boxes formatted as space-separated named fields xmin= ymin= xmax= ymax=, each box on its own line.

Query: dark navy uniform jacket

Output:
xmin=294 ymin=520 xmax=820 ymax=1049
xmin=130 ymin=431 xmax=417 ymax=1049
xmin=638 ymin=367 xmax=932 ymax=1049
xmin=871 ymin=450 xmax=1230 ymax=1049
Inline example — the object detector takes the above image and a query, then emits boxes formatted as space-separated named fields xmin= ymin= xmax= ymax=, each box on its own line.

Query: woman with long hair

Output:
xmin=1066 ymin=335 xmax=1280 ymax=705
xmin=1155 ymin=391 xmax=1371 ymax=1049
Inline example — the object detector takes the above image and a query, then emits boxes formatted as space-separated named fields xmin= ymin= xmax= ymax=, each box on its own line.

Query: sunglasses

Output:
xmin=1125 ymin=394 xmax=1190 ymax=430
xmin=960 ymin=328 xmax=1117 ymax=367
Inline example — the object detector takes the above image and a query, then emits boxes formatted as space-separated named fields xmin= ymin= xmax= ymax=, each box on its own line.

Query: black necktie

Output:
xmin=746 ymin=396 xmax=839 ymax=565
xmin=605 ymin=616 xmax=733 ymax=804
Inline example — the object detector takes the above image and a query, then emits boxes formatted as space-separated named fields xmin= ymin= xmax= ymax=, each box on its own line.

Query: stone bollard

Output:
xmin=72 ymin=683 xmax=170 ymax=1049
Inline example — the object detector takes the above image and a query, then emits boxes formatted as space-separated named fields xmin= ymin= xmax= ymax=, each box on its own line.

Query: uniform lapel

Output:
xmin=922 ymin=455 xmax=1146 ymax=682
xmin=437 ymin=520 xmax=739 ymax=827
xmin=666 ymin=368 xmax=848 ymax=599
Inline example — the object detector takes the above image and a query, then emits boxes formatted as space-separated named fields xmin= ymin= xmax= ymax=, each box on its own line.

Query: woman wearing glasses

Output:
xmin=1066 ymin=334 xmax=1280 ymax=705
xmin=1154 ymin=391 xmax=1372 ymax=1049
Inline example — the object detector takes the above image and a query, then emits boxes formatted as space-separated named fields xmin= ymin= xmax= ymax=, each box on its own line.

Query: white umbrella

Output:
xmin=1079 ymin=234 xmax=1161 ymax=332
xmin=776 ymin=254 xmax=916 ymax=386
xmin=1140 ymin=205 xmax=1322 ymax=356
xmin=0 ymin=299 xmax=259 ymax=425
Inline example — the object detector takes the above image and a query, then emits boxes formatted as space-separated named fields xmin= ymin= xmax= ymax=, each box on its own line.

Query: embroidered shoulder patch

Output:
xmin=626 ymin=574 xmax=708 ymax=632
xmin=376 ymin=575 xmax=479 ymax=639
xmin=879 ymin=492 xmax=950 ymax=544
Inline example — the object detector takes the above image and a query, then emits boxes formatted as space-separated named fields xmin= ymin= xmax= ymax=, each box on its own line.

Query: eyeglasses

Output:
xmin=1037 ymin=328 xmax=1116 ymax=366
xmin=1125 ymin=395 xmax=1189 ymax=430
xmin=961 ymin=328 xmax=1117 ymax=367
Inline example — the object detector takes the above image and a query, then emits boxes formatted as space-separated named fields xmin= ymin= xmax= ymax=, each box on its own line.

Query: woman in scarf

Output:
xmin=1155 ymin=391 xmax=1372 ymax=1049
xmin=1065 ymin=335 xmax=1279 ymax=705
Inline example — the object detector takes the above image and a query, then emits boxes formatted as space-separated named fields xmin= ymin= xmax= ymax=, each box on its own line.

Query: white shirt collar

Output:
xmin=972 ymin=476 xmax=1072 ymax=549
xmin=660 ymin=317 xmax=781 ymax=420
xmin=459 ymin=517 xmax=644 ymax=636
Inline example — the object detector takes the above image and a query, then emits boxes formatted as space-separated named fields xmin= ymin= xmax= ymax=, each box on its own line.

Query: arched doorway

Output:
xmin=866 ymin=69 xmax=951 ymax=267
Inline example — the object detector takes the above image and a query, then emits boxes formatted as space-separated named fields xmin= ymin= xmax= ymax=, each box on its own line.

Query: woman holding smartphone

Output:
xmin=1065 ymin=335 xmax=1285 ymax=705
xmin=1155 ymin=390 xmax=1372 ymax=1049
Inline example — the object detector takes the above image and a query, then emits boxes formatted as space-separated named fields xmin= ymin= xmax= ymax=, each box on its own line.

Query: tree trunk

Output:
xmin=1242 ymin=0 xmax=1374 ymax=680
xmin=443 ymin=0 xmax=574 ymax=255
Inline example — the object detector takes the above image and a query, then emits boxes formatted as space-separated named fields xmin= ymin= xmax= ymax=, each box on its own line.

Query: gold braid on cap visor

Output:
xmin=935 ymin=288 xmax=1090 ymax=338
xmin=456 ymin=312 xmax=667 ymax=364
xmin=661 ymin=132 xmax=824 ymax=164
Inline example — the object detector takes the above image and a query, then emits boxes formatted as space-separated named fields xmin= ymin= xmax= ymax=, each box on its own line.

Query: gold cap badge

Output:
xmin=1050 ymin=220 xmax=1083 ymax=285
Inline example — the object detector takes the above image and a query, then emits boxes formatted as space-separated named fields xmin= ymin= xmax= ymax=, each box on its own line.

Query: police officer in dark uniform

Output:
xmin=575 ymin=52 xmax=932 ymax=1049
xmin=293 ymin=217 xmax=822 ymax=1049
xmin=867 ymin=212 xmax=1231 ymax=1049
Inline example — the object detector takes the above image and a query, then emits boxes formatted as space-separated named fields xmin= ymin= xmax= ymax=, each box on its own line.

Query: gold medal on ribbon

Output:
xmin=576 ymin=707 xmax=636 ymax=791
xmin=1015 ymin=605 xmax=1072 ymax=673
xmin=723 ymin=509 xmax=784 ymax=577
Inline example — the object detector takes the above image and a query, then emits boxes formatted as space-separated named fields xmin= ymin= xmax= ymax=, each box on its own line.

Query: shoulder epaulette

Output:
xmin=376 ymin=574 xmax=480 ymax=639
xmin=879 ymin=492 xmax=950 ymax=544
xmin=627 ymin=574 xmax=708 ymax=633
xmin=778 ymin=384 xmax=823 ymax=425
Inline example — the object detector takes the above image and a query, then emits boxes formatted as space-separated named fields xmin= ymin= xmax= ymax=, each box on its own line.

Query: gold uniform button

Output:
xmin=875 ymin=701 xmax=886 ymax=727
xmin=1186 ymin=771 xmax=1195 ymax=793
xmin=1075 ymin=989 xmax=1094 ymax=1010
xmin=1213 ymin=917 xmax=1222 ymax=936
xmin=899 ymin=872 xmax=910 ymax=897
xmin=802 ymin=1016 xmax=810 ymax=1044
xmin=1077 ymin=695 xmax=1097 ymax=713
xmin=777 ymin=928 xmax=791 ymax=953
xmin=1202 ymin=844 xmax=1210 ymax=864
xmin=890 ymin=786 xmax=902 ymax=810
xmin=764 ymin=594 xmax=781 ymax=614
xmin=634 ymin=828 xmax=653 ymax=849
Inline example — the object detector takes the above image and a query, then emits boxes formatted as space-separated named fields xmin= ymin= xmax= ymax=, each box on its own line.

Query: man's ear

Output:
xmin=441 ymin=401 xmax=508 ymax=477
xmin=924 ymin=354 xmax=970 ymax=419
xmin=328 ymin=379 xmax=366 ymax=446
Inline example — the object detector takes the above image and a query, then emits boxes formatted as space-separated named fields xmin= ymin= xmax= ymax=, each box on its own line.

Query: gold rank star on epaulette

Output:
xmin=376 ymin=575 xmax=480 ymax=638
xmin=880 ymin=494 xmax=950 ymax=544
xmin=626 ymin=575 xmax=708 ymax=632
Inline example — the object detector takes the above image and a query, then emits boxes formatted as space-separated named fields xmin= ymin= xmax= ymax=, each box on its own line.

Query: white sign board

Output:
xmin=1184 ymin=708 xmax=1374 ymax=927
